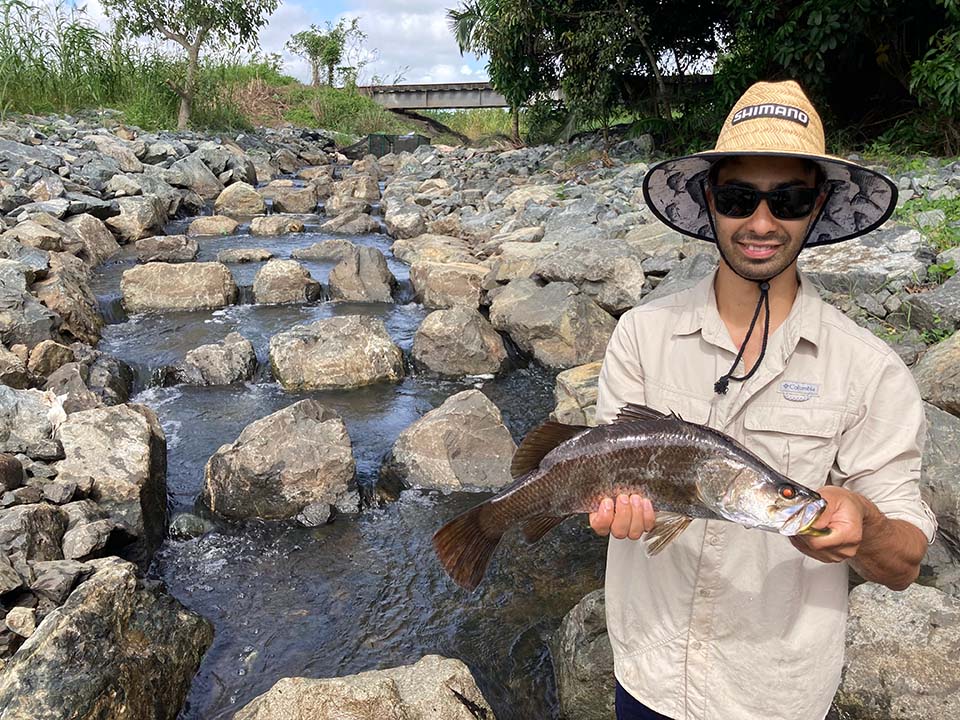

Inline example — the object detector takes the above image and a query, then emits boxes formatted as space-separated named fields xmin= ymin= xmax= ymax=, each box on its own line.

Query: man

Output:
xmin=588 ymin=80 xmax=938 ymax=720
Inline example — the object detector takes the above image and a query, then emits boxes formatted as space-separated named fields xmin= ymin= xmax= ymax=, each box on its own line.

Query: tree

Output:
xmin=287 ymin=19 xmax=363 ymax=88
xmin=101 ymin=0 xmax=279 ymax=129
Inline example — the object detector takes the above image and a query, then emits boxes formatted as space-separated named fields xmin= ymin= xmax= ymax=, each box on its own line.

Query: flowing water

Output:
xmin=91 ymin=216 xmax=607 ymax=719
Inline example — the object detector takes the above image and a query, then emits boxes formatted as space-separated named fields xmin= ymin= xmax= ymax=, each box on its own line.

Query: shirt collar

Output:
xmin=672 ymin=268 xmax=823 ymax=351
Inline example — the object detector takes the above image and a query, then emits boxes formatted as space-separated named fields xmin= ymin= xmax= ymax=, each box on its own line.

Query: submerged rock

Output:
xmin=175 ymin=332 xmax=257 ymax=386
xmin=121 ymin=262 xmax=238 ymax=312
xmin=234 ymin=655 xmax=495 ymax=720
xmin=269 ymin=316 xmax=404 ymax=391
xmin=0 ymin=557 xmax=213 ymax=720
xmin=202 ymin=399 xmax=356 ymax=521
xmin=381 ymin=389 xmax=516 ymax=493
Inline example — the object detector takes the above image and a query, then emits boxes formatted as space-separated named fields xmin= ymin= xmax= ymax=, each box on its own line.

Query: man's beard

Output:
xmin=720 ymin=229 xmax=800 ymax=281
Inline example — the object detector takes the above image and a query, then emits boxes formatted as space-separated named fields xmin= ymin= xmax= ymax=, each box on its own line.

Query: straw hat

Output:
xmin=641 ymin=80 xmax=897 ymax=247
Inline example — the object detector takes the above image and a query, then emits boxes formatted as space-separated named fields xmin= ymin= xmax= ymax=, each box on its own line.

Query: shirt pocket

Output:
xmin=642 ymin=384 xmax=712 ymax=426
xmin=742 ymin=405 xmax=842 ymax=489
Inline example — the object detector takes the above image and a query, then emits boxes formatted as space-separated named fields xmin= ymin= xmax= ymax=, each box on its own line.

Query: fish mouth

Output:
xmin=779 ymin=499 xmax=829 ymax=537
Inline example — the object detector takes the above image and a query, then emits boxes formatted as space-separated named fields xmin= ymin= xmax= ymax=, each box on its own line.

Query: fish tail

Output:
xmin=432 ymin=504 xmax=503 ymax=592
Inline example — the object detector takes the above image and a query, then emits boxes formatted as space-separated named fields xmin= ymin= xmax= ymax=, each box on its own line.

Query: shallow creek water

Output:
xmin=91 ymin=216 xmax=607 ymax=719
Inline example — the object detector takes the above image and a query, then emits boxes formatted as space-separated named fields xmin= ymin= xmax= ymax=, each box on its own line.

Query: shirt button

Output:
xmin=699 ymin=587 xmax=710 ymax=597
xmin=709 ymin=535 xmax=721 ymax=546
xmin=693 ymin=641 xmax=703 ymax=651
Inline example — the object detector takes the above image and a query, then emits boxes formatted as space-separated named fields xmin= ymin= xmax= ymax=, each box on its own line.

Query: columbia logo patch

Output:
xmin=732 ymin=104 xmax=810 ymax=127
xmin=778 ymin=381 xmax=819 ymax=402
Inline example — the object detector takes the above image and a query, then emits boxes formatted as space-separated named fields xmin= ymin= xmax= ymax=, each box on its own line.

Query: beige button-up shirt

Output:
xmin=596 ymin=270 xmax=937 ymax=720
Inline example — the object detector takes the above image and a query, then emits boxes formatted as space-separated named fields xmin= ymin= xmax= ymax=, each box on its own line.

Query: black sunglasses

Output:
xmin=709 ymin=184 xmax=822 ymax=220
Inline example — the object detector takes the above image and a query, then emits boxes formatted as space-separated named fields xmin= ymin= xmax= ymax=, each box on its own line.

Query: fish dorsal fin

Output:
xmin=614 ymin=403 xmax=685 ymax=424
xmin=642 ymin=512 xmax=693 ymax=556
xmin=521 ymin=514 xmax=568 ymax=543
xmin=511 ymin=421 xmax=588 ymax=479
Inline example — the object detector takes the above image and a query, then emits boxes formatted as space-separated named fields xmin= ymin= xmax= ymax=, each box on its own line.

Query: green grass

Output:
xmin=896 ymin=196 xmax=960 ymax=252
xmin=421 ymin=108 xmax=519 ymax=140
xmin=283 ymin=85 xmax=418 ymax=137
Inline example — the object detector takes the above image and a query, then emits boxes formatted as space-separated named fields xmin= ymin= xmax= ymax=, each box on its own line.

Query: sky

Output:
xmin=79 ymin=0 xmax=490 ymax=86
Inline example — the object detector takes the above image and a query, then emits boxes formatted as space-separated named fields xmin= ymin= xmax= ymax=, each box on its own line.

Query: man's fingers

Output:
xmin=641 ymin=497 xmax=656 ymax=532
xmin=609 ymin=494 xmax=633 ymax=539
xmin=627 ymin=495 xmax=646 ymax=539
xmin=589 ymin=497 xmax=615 ymax=537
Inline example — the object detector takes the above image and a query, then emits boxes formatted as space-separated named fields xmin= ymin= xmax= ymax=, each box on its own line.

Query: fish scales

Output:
xmin=433 ymin=403 xmax=829 ymax=591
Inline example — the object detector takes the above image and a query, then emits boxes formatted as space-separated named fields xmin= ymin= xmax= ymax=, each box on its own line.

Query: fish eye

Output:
xmin=778 ymin=484 xmax=798 ymax=500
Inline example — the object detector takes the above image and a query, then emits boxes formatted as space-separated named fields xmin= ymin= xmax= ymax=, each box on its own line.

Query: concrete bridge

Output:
xmin=358 ymin=76 xmax=712 ymax=111
xmin=357 ymin=82 xmax=509 ymax=110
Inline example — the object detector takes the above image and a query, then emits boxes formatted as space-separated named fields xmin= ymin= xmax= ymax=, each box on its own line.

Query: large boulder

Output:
xmin=835 ymin=583 xmax=960 ymax=720
xmin=0 ymin=557 xmax=213 ymax=720
xmin=391 ymin=233 xmax=475 ymax=266
xmin=0 ymin=386 xmax=61 ymax=459
xmin=921 ymin=403 xmax=960 ymax=547
xmin=552 ymin=362 xmax=602 ymax=426
xmin=166 ymin=152 xmax=223 ymax=200
xmin=412 ymin=307 xmax=508 ymax=377
xmin=31 ymin=252 xmax=103 ymax=346
xmin=905 ymin=273 xmax=960 ymax=334
xmin=234 ymin=655 xmax=494 ymax=720
xmin=249 ymin=215 xmax=305 ymax=236
xmin=213 ymin=182 xmax=265 ymax=217
xmin=292 ymin=238 xmax=357 ymax=262
xmin=0 ymin=278 xmax=59 ymax=350
xmin=271 ymin=186 xmax=319 ymax=214
xmin=332 ymin=175 xmax=380 ymax=203
xmin=175 ymin=332 xmax=256 ymax=386
xmin=54 ymin=404 xmax=167 ymax=566
xmin=381 ymin=389 xmax=516 ymax=492
xmin=105 ymin=195 xmax=167 ymax=243
xmin=269 ymin=316 xmax=404 ymax=391
xmin=384 ymin=202 xmax=427 ymax=239
xmin=320 ymin=210 xmax=380 ymax=235
xmin=122 ymin=262 xmax=238 ymax=312
xmin=66 ymin=214 xmax=121 ymax=268
xmin=410 ymin=261 xmax=488 ymax=309
xmin=134 ymin=235 xmax=198 ymax=264
xmin=482 ymin=242 xmax=557 ymax=287
xmin=550 ymin=589 xmax=615 ymax=720
xmin=489 ymin=279 xmax=616 ymax=368
xmin=0 ymin=503 xmax=67 ymax=562
xmin=328 ymin=247 xmax=396 ymax=303
xmin=187 ymin=215 xmax=239 ymax=237
xmin=252 ymin=260 xmax=321 ymax=305
xmin=914 ymin=333 xmax=960 ymax=416
xmin=202 ymin=400 xmax=356 ymax=523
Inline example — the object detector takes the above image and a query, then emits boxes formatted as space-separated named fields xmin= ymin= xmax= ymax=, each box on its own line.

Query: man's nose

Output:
xmin=744 ymin=198 xmax=779 ymax=235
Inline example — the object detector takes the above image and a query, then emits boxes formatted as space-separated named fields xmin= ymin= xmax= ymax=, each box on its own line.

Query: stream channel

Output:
xmin=90 ymin=203 xmax=608 ymax=718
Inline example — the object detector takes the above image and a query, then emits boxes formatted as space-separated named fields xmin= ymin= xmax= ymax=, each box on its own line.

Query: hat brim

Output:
xmin=641 ymin=151 xmax=898 ymax=247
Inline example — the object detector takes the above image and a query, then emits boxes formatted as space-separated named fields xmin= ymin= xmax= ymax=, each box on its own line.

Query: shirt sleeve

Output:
xmin=831 ymin=353 xmax=938 ymax=543
xmin=596 ymin=312 xmax=647 ymax=426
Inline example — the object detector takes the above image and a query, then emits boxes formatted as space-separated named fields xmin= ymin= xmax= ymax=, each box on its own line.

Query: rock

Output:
xmin=105 ymin=195 xmax=167 ymax=243
xmin=2 ymin=219 xmax=66 ymax=252
xmin=0 ymin=454 xmax=23 ymax=492
xmin=323 ymin=193 xmax=371 ymax=217
xmin=550 ymin=589 xmax=614 ymax=720
xmin=5 ymin=606 xmax=36 ymax=638
xmin=489 ymin=279 xmax=616 ymax=368
xmin=176 ymin=332 xmax=256 ymax=386
xmin=249 ymin=215 xmax=305 ymax=236
xmin=410 ymin=262 xmax=488 ymax=309
xmin=0 ymin=344 xmax=29 ymax=389
xmin=122 ymin=262 xmax=237 ymax=312
xmin=135 ymin=235 xmax=198 ymax=264
xmin=202 ymin=400 xmax=356 ymax=521
xmin=332 ymin=175 xmax=380 ymax=203
xmin=0 ymin=551 xmax=23 ymax=594
xmin=252 ymin=260 xmax=321 ymax=305
xmin=381 ymin=390 xmax=516 ymax=492
xmin=835 ymin=583 xmax=960 ymax=720
xmin=213 ymin=182 xmax=265 ymax=217
xmin=32 ymin=251 xmax=103 ymax=345
xmin=0 ymin=235 xmax=50 ymax=275
xmin=27 ymin=339 xmax=74 ymax=376
xmin=320 ymin=210 xmax=380 ymax=234
xmin=552 ymin=362 xmax=602 ymax=426
xmin=269 ymin=316 xmax=404 ymax=391
xmin=905 ymin=273 xmax=960 ymax=333
xmin=86 ymin=353 xmax=134 ymax=406
xmin=166 ymin=152 xmax=224 ymax=200
xmin=234 ymin=655 xmax=494 ymax=720
xmin=0 ymin=266 xmax=66 ymax=348
xmin=291 ymin=238 xmax=357 ymax=262
xmin=217 ymin=248 xmax=273 ymax=263
xmin=66 ymin=214 xmax=120 ymax=268
xmin=168 ymin=512 xmax=214 ymax=540
xmin=30 ymin=559 xmax=91 ymax=604
xmin=328 ymin=247 xmax=396 ymax=303
xmin=412 ymin=307 xmax=508 ymax=376
xmin=0 ymin=557 xmax=213 ymax=720
xmin=187 ymin=215 xmax=239 ymax=237
xmin=271 ymin=186 xmax=318 ymax=214
xmin=0 ymin=504 xmax=67 ymax=562
xmin=43 ymin=362 xmax=100 ymax=413
xmin=799 ymin=225 xmax=927 ymax=293
xmin=921 ymin=403 xmax=960 ymax=547
xmin=384 ymin=202 xmax=427 ymax=239
xmin=479 ymin=225 xmax=545 ymax=257
xmin=0 ymin=386 xmax=61 ymax=459
xmin=391 ymin=233 xmax=475 ymax=266
xmin=641 ymin=252 xmax=719 ymax=304
xmin=914 ymin=334 xmax=960 ymax=416
xmin=84 ymin=134 xmax=143 ymax=173
xmin=42 ymin=480 xmax=76 ymax=504
xmin=62 ymin=518 xmax=117 ymax=560
xmin=55 ymin=404 xmax=167 ymax=566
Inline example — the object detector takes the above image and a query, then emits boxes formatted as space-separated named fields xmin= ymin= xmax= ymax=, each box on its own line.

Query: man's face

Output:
xmin=707 ymin=156 xmax=825 ymax=281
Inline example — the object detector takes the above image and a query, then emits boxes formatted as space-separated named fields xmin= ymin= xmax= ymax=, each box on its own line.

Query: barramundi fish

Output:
xmin=433 ymin=403 xmax=829 ymax=591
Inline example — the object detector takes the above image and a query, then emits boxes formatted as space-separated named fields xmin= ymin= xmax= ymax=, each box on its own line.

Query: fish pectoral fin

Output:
xmin=641 ymin=512 xmax=694 ymax=557
xmin=511 ymin=422 xmax=588 ymax=479
xmin=521 ymin=514 xmax=568 ymax=543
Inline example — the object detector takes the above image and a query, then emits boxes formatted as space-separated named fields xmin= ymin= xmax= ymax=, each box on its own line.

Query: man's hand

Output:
xmin=790 ymin=485 xmax=866 ymax=563
xmin=589 ymin=494 xmax=656 ymax=539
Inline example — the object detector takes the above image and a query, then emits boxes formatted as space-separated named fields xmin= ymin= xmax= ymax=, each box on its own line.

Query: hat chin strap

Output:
xmin=707 ymin=196 xmax=823 ymax=395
